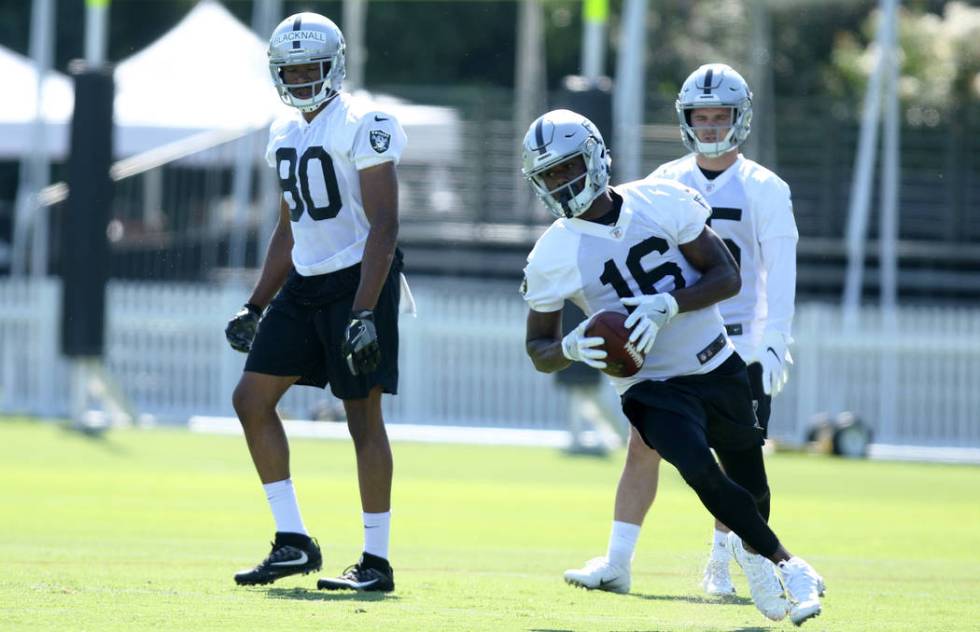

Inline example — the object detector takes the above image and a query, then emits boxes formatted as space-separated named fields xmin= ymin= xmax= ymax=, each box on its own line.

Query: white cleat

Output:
xmin=778 ymin=557 xmax=824 ymax=626
xmin=702 ymin=558 xmax=736 ymax=597
xmin=563 ymin=556 xmax=631 ymax=594
xmin=728 ymin=533 xmax=790 ymax=621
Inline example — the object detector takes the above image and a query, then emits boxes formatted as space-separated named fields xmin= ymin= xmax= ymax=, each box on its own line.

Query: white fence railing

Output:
xmin=2 ymin=277 xmax=979 ymax=448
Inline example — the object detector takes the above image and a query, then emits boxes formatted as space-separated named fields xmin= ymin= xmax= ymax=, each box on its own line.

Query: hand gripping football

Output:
xmin=586 ymin=311 xmax=645 ymax=378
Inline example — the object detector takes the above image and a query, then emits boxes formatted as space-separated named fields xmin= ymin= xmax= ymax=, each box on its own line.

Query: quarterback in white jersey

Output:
xmin=650 ymin=152 xmax=797 ymax=371
xmin=225 ymin=13 xmax=400 ymax=593
xmin=562 ymin=66 xmax=822 ymax=626
xmin=522 ymin=108 xmax=823 ymax=626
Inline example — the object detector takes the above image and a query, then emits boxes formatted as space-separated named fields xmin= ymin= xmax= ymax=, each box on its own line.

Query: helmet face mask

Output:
xmin=676 ymin=63 xmax=753 ymax=158
xmin=528 ymin=155 xmax=589 ymax=213
xmin=268 ymin=13 xmax=346 ymax=113
xmin=522 ymin=110 xmax=611 ymax=219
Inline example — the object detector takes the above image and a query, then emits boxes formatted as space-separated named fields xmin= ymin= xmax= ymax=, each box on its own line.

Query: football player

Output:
xmin=520 ymin=109 xmax=823 ymax=625
xmin=225 ymin=12 xmax=405 ymax=592
xmin=562 ymin=64 xmax=827 ymax=618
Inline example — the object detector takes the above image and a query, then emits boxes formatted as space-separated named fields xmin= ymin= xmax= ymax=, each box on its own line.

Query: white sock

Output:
xmin=263 ymin=479 xmax=308 ymax=536
xmin=711 ymin=529 xmax=730 ymax=561
xmin=607 ymin=521 xmax=641 ymax=568
xmin=363 ymin=511 xmax=391 ymax=561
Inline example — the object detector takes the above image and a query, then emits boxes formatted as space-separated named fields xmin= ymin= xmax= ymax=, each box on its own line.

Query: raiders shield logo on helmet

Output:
xmin=369 ymin=130 xmax=391 ymax=153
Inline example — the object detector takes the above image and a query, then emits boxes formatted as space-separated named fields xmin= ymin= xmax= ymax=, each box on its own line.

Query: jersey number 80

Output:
xmin=276 ymin=146 xmax=343 ymax=222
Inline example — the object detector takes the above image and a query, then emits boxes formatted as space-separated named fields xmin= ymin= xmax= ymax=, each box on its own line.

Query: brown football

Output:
xmin=586 ymin=311 xmax=645 ymax=378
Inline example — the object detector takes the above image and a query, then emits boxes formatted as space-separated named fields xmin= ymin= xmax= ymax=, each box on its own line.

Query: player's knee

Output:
xmin=679 ymin=460 xmax=726 ymax=497
xmin=345 ymin=409 xmax=386 ymax=447
xmin=625 ymin=434 xmax=661 ymax=470
xmin=753 ymin=487 xmax=771 ymax=521
xmin=232 ymin=380 xmax=273 ymax=421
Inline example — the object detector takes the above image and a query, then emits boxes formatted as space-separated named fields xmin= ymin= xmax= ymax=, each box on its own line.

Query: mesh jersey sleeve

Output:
xmin=675 ymin=186 xmax=712 ymax=244
xmin=520 ymin=232 xmax=581 ymax=313
xmin=351 ymin=111 xmax=408 ymax=170
xmin=264 ymin=118 xmax=290 ymax=169
xmin=756 ymin=178 xmax=799 ymax=242
xmin=761 ymin=236 xmax=797 ymax=337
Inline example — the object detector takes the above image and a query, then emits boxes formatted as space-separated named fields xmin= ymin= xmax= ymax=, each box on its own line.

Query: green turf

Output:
xmin=1 ymin=418 xmax=979 ymax=631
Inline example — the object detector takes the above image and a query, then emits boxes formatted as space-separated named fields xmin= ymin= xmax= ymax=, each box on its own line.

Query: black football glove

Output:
xmin=342 ymin=309 xmax=380 ymax=375
xmin=225 ymin=303 xmax=262 ymax=353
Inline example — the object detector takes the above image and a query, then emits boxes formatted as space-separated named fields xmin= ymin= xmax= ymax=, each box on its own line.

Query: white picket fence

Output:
xmin=2 ymin=277 xmax=980 ymax=449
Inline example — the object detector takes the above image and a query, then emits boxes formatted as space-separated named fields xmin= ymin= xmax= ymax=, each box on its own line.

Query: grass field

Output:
xmin=1 ymin=418 xmax=979 ymax=631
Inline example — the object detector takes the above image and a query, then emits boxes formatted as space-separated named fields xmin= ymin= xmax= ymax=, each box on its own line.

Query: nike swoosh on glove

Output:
xmin=621 ymin=293 xmax=679 ymax=354
xmin=758 ymin=330 xmax=793 ymax=397
xmin=561 ymin=311 xmax=608 ymax=369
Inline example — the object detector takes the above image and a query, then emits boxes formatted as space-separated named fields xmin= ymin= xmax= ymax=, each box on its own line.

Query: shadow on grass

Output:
xmin=626 ymin=592 xmax=753 ymax=607
xmin=586 ymin=628 xmax=768 ymax=632
xmin=264 ymin=587 xmax=399 ymax=602
xmin=59 ymin=422 xmax=129 ymax=455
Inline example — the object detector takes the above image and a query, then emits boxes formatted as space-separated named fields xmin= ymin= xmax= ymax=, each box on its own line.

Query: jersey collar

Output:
xmin=692 ymin=153 xmax=743 ymax=194
xmin=565 ymin=187 xmax=633 ymax=240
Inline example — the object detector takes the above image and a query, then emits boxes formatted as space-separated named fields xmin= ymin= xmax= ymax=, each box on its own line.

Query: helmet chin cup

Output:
xmin=278 ymin=69 xmax=336 ymax=112
xmin=531 ymin=168 xmax=596 ymax=219
xmin=680 ymin=118 xmax=743 ymax=158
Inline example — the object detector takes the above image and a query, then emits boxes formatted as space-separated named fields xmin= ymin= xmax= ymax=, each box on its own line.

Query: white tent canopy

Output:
xmin=112 ymin=0 xmax=288 ymax=155
xmin=0 ymin=45 xmax=73 ymax=157
xmin=0 ymin=0 xmax=459 ymax=161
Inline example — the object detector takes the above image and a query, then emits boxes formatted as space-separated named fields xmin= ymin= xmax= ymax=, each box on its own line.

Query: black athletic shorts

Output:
xmin=746 ymin=360 xmax=772 ymax=435
xmin=244 ymin=252 xmax=403 ymax=401
xmin=621 ymin=353 xmax=765 ymax=475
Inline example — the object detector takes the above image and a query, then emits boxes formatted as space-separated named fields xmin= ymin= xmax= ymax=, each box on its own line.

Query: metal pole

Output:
xmin=879 ymin=0 xmax=901 ymax=442
xmin=12 ymin=0 xmax=55 ymax=277
xmin=251 ymin=0 xmax=283 ymax=39
xmin=84 ymin=0 xmax=110 ymax=66
xmin=612 ymin=0 xmax=647 ymax=182
xmin=744 ymin=0 xmax=775 ymax=166
xmin=842 ymin=1 xmax=887 ymax=329
xmin=581 ymin=0 xmax=608 ymax=81
xmin=251 ymin=0 xmax=283 ymax=267
xmin=514 ymin=0 xmax=546 ymax=219
xmin=880 ymin=0 xmax=900 ymax=315
xmin=229 ymin=132 xmax=255 ymax=270
xmin=343 ymin=0 xmax=367 ymax=91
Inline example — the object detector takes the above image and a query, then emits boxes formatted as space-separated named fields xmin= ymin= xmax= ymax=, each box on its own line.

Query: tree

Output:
xmin=827 ymin=1 xmax=980 ymax=123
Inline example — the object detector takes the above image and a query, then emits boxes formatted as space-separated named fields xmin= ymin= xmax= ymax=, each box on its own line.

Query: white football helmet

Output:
xmin=676 ymin=63 xmax=753 ymax=158
xmin=268 ymin=13 xmax=346 ymax=112
xmin=522 ymin=109 xmax=611 ymax=219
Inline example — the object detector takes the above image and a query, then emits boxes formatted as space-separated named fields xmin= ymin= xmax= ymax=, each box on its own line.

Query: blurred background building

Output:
xmin=1 ymin=0 xmax=979 ymax=460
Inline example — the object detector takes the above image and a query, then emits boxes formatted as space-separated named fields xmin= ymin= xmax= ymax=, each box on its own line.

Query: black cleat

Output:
xmin=317 ymin=552 xmax=394 ymax=592
xmin=234 ymin=532 xmax=322 ymax=586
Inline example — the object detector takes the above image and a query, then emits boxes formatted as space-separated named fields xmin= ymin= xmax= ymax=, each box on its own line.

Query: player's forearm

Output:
xmin=525 ymin=338 xmax=572 ymax=373
xmin=352 ymin=215 xmax=398 ymax=312
xmin=761 ymin=236 xmax=797 ymax=336
xmin=671 ymin=265 xmax=741 ymax=313
xmin=248 ymin=223 xmax=294 ymax=308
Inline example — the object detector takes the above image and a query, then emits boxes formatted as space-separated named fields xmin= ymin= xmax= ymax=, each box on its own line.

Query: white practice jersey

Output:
xmin=649 ymin=154 xmax=798 ymax=358
xmin=265 ymin=92 xmax=407 ymax=276
xmin=521 ymin=178 xmax=734 ymax=395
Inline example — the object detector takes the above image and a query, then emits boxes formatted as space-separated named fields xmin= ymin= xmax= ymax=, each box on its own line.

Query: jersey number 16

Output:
xmin=600 ymin=236 xmax=686 ymax=302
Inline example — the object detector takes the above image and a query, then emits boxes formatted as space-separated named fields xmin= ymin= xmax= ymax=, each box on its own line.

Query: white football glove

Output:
xmin=757 ymin=330 xmax=794 ymax=397
xmin=621 ymin=293 xmax=679 ymax=354
xmin=561 ymin=312 xmax=608 ymax=369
